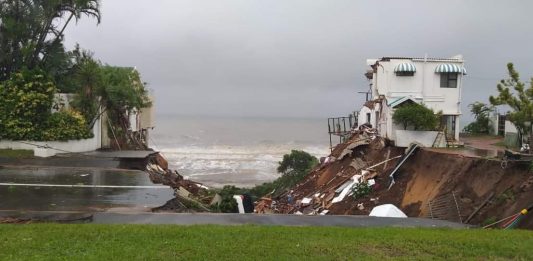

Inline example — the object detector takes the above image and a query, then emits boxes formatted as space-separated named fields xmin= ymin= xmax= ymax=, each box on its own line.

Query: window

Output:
xmin=396 ymin=71 xmax=414 ymax=76
xmin=440 ymin=73 xmax=458 ymax=88
xmin=366 ymin=113 xmax=371 ymax=124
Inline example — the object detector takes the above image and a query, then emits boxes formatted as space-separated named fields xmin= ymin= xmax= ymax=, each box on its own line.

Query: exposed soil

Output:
xmin=399 ymin=150 xmax=533 ymax=229
xmin=279 ymin=132 xmax=533 ymax=229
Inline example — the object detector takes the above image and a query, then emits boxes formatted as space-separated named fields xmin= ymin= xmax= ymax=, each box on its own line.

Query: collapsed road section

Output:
xmin=145 ymin=153 xmax=214 ymax=213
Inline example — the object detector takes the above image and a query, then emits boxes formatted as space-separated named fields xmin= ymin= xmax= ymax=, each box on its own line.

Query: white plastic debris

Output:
xmin=332 ymin=175 xmax=361 ymax=204
xmin=233 ymin=195 xmax=245 ymax=214
xmin=369 ymin=204 xmax=407 ymax=218
xmin=301 ymin=197 xmax=312 ymax=205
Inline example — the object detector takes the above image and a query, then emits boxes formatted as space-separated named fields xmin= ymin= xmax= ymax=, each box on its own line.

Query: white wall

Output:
xmin=371 ymin=58 xmax=463 ymax=115
xmin=0 ymin=118 xmax=102 ymax=157
xmin=395 ymin=130 xmax=440 ymax=147
xmin=505 ymin=120 xmax=518 ymax=134
xmin=357 ymin=103 xmax=380 ymax=128
xmin=366 ymin=57 xmax=464 ymax=143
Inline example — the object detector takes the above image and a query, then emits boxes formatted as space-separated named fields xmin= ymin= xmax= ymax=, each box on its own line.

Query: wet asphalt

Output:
xmin=0 ymin=210 xmax=470 ymax=228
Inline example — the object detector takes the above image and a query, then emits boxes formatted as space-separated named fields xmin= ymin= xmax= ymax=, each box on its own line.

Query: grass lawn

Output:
xmin=0 ymin=149 xmax=33 ymax=158
xmin=0 ymin=225 xmax=532 ymax=260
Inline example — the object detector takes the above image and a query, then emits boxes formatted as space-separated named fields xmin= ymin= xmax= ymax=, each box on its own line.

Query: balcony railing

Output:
xmin=327 ymin=115 xmax=357 ymax=151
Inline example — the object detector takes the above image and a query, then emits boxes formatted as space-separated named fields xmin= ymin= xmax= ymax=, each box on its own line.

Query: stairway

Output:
xmin=432 ymin=131 xmax=445 ymax=147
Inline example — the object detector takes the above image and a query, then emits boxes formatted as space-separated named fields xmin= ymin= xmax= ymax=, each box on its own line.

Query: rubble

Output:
xmin=145 ymin=153 xmax=213 ymax=213
xmin=253 ymin=130 xmax=405 ymax=216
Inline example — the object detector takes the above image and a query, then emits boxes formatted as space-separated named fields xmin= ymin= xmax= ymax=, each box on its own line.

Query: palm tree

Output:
xmin=0 ymin=0 xmax=101 ymax=79
xmin=30 ymin=0 xmax=102 ymax=68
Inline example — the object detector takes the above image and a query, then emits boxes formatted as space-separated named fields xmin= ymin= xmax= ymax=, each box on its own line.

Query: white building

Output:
xmin=0 ymin=93 xmax=155 ymax=157
xmin=359 ymin=55 xmax=466 ymax=146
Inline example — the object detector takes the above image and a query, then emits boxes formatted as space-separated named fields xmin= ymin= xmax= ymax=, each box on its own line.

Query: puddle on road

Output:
xmin=462 ymin=146 xmax=503 ymax=158
xmin=0 ymin=166 xmax=174 ymax=212
xmin=430 ymin=146 xmax=503 ymax=159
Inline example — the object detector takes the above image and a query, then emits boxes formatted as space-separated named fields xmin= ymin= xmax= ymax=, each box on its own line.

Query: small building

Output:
xmin=360 ymin=55 xmax=466 ymax=147
xmin=0 ymin=92 xmax=155 ymax=157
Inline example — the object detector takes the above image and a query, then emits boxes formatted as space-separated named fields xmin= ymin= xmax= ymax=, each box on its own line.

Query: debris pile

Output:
xmin=145 ymin=153 xmax=213 ymax=212
xmin=254 ymin=130 xmax=406 ymax=215
xmin=255 ymin=127 xmax=533 ymax=229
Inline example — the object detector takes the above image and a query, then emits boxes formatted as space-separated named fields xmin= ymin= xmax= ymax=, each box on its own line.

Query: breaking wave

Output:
xmin=157 ymin=144 xmax=328 ymax=187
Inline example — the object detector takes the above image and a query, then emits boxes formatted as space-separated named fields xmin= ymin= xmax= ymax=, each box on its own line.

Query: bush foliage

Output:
xmin=40 ymin=111 xmax=93 ymax=141
xmin=0 ymin=70 xmax=92 ymax=141
xmin=215 ymin=150 xmax=318 ymax=213
xmin=392 ymin=103 xmax=439 ymax=131
xmin=463 ymin=102 xmax=493 ymax=134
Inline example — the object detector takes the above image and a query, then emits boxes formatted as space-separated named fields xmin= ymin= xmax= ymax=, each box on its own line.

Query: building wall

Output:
xmin=395 ymin=130 xmax=439 ymax=147
xmin=0 ymin=117 xmax=102 ymax=157
xmin=372 ymin=58 xmax=463 ymax=115
xmin=366 ymin=57 xmax=464 ymax=143
xmin=504 ymin=120 xmax=520 ymax=147
xmin=357 ymin=104 xmax=380 ymax=128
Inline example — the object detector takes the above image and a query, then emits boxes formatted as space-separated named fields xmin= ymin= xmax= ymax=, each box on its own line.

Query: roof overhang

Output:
xmin=394 ymin=63 xmax=416 ymax=73
xmin=435 ymin=63 xmax=467 ymax=74
xmin=387 ymin=96 xmax=420 ymax=108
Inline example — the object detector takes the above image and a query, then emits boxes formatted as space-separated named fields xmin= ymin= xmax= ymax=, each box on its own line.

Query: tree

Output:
xmin=0 ymin=0 xmax=101 ymax=81
xmin=463 ymin=102 xmax=493 ymax=134
xmin=392 ymin=103 xmax=439 ymax=131
xmin=277 ymin=150 xmax=318 ymax=176
xmin=0 ymin=69 xmax=91 ymax=141
xmin=69 ymin=47 xmax=102 ymax=127
xmin=214 ymin=150 xmax=319 ymax=213
xmin=490 ymin=63 xmax=533 ymax=150
xmin=0 ymin=69 xmax=56 ymax=140
xmin=65 ymin=48 xmax=151 ymax=147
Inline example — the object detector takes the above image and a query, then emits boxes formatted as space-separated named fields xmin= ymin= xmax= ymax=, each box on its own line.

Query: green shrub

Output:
xmin=351 ymin=182 xmax=372 ymax=199
xmin=392 ymin=103 xmax=439 ymax=131
xmin=216 ymin=185 xmax=246 ymax=213
xmin=0 ymin=69 xmax=93 ymax=141
xmin=213 ymin=150 xmax=319 ymax=213
xmin=0 ymin=70 xmax=56 ymax=140
xmin=40 ymin=110 xmax=93 ymax=141
xmin=463 ymin=102 xmax=493 ymax=134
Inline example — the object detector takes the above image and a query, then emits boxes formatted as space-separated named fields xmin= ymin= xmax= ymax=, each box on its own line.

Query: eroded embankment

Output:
xmin=398 ymin=150 xmax=533 ymax=228
xmin=276 ymin=132 xmax=533 ymax=229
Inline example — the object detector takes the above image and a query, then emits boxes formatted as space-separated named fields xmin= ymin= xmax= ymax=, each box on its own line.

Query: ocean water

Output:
xmin=151 ymin=115 xmax=330 ymax=188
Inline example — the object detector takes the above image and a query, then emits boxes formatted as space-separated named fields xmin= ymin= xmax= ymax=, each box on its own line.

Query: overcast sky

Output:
xmin=64 ymin=0 xmax=533 ymax=119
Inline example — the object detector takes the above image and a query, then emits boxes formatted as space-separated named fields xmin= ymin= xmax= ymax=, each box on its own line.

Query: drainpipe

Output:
xmin=422 ymin=54 xmax=427 ymax=99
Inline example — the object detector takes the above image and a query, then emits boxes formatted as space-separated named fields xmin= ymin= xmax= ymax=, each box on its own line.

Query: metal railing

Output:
xmin=327 ymin=114 xmax=358 ymax=151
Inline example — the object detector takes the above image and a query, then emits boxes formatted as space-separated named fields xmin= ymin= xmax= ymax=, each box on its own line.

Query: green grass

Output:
xmin=0 ymin=148 xmax=33 ymax=158
xmin=0 ymin=225 xmax=532 ymax=260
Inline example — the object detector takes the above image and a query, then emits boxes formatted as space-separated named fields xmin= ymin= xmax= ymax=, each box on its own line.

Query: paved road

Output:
xmin=0 ymin=210 xmax=470 ymax=228
xmin=0 ymin=150 xmax=156 ymax=170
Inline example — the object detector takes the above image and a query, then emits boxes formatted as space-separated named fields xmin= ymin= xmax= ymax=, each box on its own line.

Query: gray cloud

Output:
xmin=64 ymin=0 xmax=533 ymax=119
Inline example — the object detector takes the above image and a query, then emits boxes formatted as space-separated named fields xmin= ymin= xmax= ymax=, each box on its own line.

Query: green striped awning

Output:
xmin=435 ymin=63 xmax=467 ymax=74
xmin=394 ymin=63 xmax=416 ymax=73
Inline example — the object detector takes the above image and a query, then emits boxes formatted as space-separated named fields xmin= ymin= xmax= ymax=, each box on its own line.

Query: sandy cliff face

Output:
xmin=400 ymin=150 xmax=533 ymax=228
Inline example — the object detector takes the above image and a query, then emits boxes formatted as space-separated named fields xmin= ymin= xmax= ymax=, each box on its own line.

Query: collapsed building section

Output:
xmin=145 ymin=153 xmax=213 ymax=213
xmin=257 ymin=130 xmax=533 ymax=229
